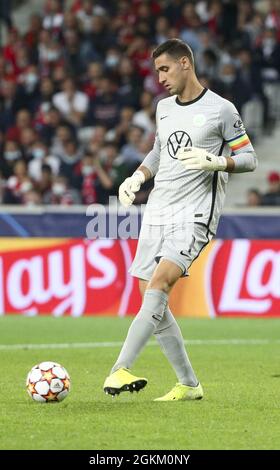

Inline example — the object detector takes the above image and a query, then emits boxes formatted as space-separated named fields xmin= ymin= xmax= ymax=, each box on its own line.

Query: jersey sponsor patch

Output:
xmin=233 ymin=113 xmax=246 ymax=132
xmin=193 ymin=114 xmax=206 ymax=127
xmin=167 ymin=131 xmax=192 ymax=159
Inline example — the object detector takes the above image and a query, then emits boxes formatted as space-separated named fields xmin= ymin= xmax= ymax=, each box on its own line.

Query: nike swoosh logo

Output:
xmin=180 ymin=250 xmax=190 ymax=257
xmin=160 ymin=115 xmax=168 ymax=120
xmin=152 ymin=314 xmax=162 ymax=321
xmin=180 ymin=236 xmax=195 ymax=257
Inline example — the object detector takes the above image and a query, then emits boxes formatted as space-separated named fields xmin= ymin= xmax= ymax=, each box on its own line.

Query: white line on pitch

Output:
xmin=0 ymin=338 xmax=278 ymax=350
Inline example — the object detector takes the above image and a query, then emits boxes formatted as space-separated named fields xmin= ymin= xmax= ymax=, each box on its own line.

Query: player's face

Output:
xmin=154 ymin=53 xmax=189 ymax=96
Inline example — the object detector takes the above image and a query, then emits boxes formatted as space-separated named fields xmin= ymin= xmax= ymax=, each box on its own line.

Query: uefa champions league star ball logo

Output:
xmin=167 ymin=131 xmax=192 ymax=159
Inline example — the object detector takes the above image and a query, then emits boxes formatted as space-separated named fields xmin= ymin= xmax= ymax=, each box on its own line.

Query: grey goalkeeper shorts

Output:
xmin=129 ymin=222 xmax=212 ymax=281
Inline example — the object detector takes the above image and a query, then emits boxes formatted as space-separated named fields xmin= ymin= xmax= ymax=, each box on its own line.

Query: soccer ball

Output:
xmin=26 ymin=361 xmax=71 ymax=403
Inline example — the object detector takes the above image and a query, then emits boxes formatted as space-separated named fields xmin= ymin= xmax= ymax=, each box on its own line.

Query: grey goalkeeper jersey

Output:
xmin=142 ymin=88 xmax=256 ymax=233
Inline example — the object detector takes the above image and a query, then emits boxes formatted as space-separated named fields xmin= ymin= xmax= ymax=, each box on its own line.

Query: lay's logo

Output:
xmin=207 ymin=240 xmax=280 ymax=317
xmin=0 ymin=239 xmax=139 ymax=316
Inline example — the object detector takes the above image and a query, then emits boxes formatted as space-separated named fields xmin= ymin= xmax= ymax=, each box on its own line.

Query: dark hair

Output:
xmin=152 ymin=38 xmax=194 ymax=67
xmin=41 ymin=164 xmax=52 ymax=174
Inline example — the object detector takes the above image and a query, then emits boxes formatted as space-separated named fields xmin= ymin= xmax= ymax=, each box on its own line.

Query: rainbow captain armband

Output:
xmin=227 ymin=133 xmax=251 ymax=152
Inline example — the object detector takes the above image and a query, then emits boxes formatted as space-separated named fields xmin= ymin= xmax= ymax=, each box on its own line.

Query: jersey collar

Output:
xmin=176 ymin=88 xmax=208 ymax=106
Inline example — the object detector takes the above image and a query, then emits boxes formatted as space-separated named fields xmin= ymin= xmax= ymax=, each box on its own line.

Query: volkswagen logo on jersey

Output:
xmin=167 ymin=131 xmax=192 ymax=159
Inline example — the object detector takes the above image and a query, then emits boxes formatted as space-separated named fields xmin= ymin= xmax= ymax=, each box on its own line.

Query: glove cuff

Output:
xmin=217 ymin=156 xmax=227 ymax=171
xmin=132 ymin=170 xmax=146 ymax=184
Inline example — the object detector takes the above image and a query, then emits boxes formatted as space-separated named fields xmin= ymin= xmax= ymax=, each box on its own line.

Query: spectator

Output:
xmin=51 ymin=123 xmax=76 ymax=156
xmin=0 ymin=80 xmax=21 ymax=132
xmin=0 ymin=140 xmax=23 ymax=178
xmin=96 ymin=141 xmax=129 ymax=203
xmin=255 ymin=28 xmax=280 ymax=83
xmin=121 ymin=125 xmax=146 ymax=166
xmin=17 ymin=64 xmax=40 ymax=113
xmin=127 ymin=34 xmax=152 ymax=79
xmin=0 ymin=1 xmax=13 ymax=31
xmin=38 ymin=106 xmax=62 ymax=146
xmin=154 ymin=16 xmax=170 ymax=45
xmin=262 ymin=172 xmax=280 ymax=205
xmin=19 ymin=127 xmax=39 ymax=160
xmin=180 ymin=3 xmax=203 ymax=53
xmin=117 ymin=56 xmax=142 ymax=107
xmin=37 ymin=77 xmax=56 ymax=115
xmin=43 ymin=0 xmax=64 ymax=37
xmin=6 ymin=109 xmax=32 ymax=142
xmin=58 ymin=138 xmax=81 ymax=187
xmin=87 ymin=125 xmax=107 ymax=153
xmin=75 ymin=0 xmax=95 ymax=34
xmin=37 ymin=30 xmax=63 ymax=73
xmin=63 ymin=10 xmax=80 ymax=32
xmin=86 ymin=14 xmax=114 ymax=59
xmin=196 ymin=48 xmax=219 ymax=81
xmin=246 ymin=188 xmax=262 ymax=206
xmin=83 ymin=61 xmax=103 ymax=99
xmin=77 ymin=143 xmax=129 ymax=205
xmin=78 ymin=153 xmax=99 ymax=204
xmin=28 ymin=140 xmax=60 ymax=181
xmin=53 ymin=77 xmax=89 ymax=127
xmin=63 ymin=29 xmax=88 ymax=75
xmin=265 ymin=0 xmax=280 ymax=42
xmin=243 ymin=12 xmax=264 ymax=49
xmin=48 ymin=174 xmax=81 ymax=205
xmin=52 ymin=63 xmax=68 ymax=89
xmin=108 ymin=106 xmax=135 ymax=147
xmin=4 ymin=159 xmax=34 ymax=204
xmin=132 ymin=91 xmax=156 ymax=136
xmin=87 ymin=76 xmax=120 ymax=128
xmin=2 ymin=28 xmax=22 ymax=76
xmin=24 ymin=14 xmax=43 ymax=51
xmin=104 ymin=47 xmax=122 ymax=73
xmin=37 ymin=163 xmax=53 ymax=203
xmin=23 ymin=188 xmax=43 ymax=206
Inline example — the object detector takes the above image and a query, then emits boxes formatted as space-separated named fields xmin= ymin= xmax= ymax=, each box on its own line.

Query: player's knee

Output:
xmin=148 ymin=275 xmax=175 ymax=293
xmin=139 ymin=279 xmax=148 ymax=298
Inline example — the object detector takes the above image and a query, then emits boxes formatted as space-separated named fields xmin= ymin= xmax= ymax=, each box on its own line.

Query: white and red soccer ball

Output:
xmin=26 ymin=361 xmax=71 ymax=403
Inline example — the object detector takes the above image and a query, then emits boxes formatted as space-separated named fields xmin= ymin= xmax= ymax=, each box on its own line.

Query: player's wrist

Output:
xmin=215 ymin=156 xmax=227 ymax=171
xmin=132 ymin=170 xmax=146 ymax=185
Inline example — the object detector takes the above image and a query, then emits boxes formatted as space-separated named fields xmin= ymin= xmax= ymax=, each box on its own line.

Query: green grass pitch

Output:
xmin=0 ymin=316 xmax=279 ymax=450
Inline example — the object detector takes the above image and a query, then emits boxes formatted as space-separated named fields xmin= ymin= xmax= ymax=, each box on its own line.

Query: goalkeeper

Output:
xmin=104 ymin=39 xmax=257 ymax=401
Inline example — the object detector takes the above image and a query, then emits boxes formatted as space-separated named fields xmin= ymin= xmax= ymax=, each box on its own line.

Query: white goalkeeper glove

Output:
xmin=118 ymin=170 xmax=145 ymax=207
xmin=177 ymin=147 xmax=227 ymax=171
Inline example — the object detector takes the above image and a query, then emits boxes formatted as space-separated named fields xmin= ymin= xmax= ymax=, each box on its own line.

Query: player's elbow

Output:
xmin=231 ymin=152 xmax=258 ymax=173
xmin=249 ymin=153 xmax=258 ymax=172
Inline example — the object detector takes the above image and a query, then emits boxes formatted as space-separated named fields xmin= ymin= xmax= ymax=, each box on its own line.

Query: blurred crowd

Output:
xmin=247 ymin=171 xmax=280 ymax=206
xmin=0 ymin=0 xmax=280 ymax=206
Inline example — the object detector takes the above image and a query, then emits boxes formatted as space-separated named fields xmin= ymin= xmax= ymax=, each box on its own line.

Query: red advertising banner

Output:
xmin=0 ymin=238 xmax=279 ymax=317
xmin=0 ymin=239 xmax=141 ymax=316
xmin=207 ymin=239 xmax=280 ymax=317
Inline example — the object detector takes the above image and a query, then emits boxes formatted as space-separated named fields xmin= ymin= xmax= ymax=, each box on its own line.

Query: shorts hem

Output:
xmin=157 ymin=255 xmax=189 ymax=277
xmin=128 ymin=268 xmax=151 ymax=281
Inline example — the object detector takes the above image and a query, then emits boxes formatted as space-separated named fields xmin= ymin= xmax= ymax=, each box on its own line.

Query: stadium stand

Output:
xmin=0 ymin=0 xmax=280 ymax=207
